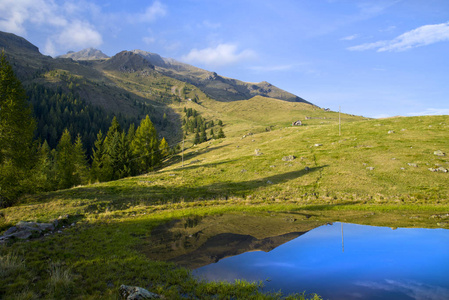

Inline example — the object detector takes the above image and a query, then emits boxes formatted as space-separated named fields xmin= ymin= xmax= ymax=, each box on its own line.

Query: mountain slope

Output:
xmin=57 ymin=48 xmax=109 ymax=60
xmin=130 ymin=49 xmax=310 ymax=103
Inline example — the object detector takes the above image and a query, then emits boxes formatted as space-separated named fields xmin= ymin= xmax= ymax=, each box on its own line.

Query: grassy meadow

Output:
xmin=1 ymin=97 xmax=448 ymax=299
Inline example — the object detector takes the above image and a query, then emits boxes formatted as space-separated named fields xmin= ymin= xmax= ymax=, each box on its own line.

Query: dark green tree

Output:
xmin=91 ymin=130 xmax=112 ymax=182
xmin=200 ymin=126 xmax=207 ymax=143
xmin=217 ymin=128 xmax=226 ymax=139
xmin=193 ymin=131 xmax=200 ymax=145
xmin=0 ymin=52 xmax=37 ymax=206
xmin=73 ymin=134 xmax=89 ymax=185
xmin=56 ymin=129 xmax=76 ymax=189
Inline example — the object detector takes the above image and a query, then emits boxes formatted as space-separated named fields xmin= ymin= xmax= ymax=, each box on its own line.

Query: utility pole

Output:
xmin=341 ymin=222 xmax=344 ymax=253
xmin=181 ymin=138 xmax=185 ymax=168
xmin=339 ymin=106 xmax=341 ymax=136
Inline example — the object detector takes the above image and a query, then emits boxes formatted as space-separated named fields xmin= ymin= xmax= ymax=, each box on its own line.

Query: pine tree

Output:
xmin=73 ymin=134 xmax=89 ymax=185
xmin=0 ymin=52 xmax=37 ymax=206
xmin=131 ymin=115 xmax=160 ymax=174
xmin=218 ymin=128 xmax=226 ymax=139
xmin=32 ymin=140 xmax=57 ymax=192
xmin=194 ymin=131 xmax=200 ymax=145
xmin=159 ymin=137 xmax=169 ymax=158
xmin=200 ymin=126 xmax=207 ymax=143
xmin=91 ymin=130 xmax=112 ymax=182
xmin=56 ymin=129 xmax=75 ymax=189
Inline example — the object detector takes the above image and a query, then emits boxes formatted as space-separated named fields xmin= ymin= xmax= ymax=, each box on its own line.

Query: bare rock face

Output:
xmin=119 ymin=285 xmax=162 ymax=299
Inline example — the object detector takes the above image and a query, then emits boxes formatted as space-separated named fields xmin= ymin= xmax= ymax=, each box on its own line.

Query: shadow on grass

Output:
xmin=300 ymin=201 xmax=364 ymax=211
xmin=54 ymin=165 xmax=328 ymax=210
xmin=160 ymin=144 xmax=229 ymax=169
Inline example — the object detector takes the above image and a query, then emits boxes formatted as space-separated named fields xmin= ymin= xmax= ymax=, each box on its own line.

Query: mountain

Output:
xmin=130 ymin=49 xmax=310 ymax=103
xmin=0 ymin=30 xmax=318 ymax=153
xmin=57 ymin=48 xmax=109 ymax=60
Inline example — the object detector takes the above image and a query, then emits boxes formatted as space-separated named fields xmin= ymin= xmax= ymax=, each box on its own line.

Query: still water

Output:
xmin=193 ymin=223 xmax=449 ymax=300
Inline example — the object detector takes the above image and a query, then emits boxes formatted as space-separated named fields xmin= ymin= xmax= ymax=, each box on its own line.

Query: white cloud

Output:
xmin=340 ymin=34 xmax=359 ymax=41
xmin=201 ymin=20 xmax=221 ymax=29
xmin=356 ymin=279 xmax=449 ymax=300
xmin=0 ymin=0 xmax=103 ymax=56
xmin=348 ymin=22 xmax=449 ymax=52
xmin=143 ymin=36 xmax=156 ymax=45
xmin=134 ymin=1 xmax=167 ymax=23
xmin=181 ymin=44 xmax=257 ymax=67
xmin=250 ymin=64 xmax=295 ymax=72
xmin=57 ymin=21 xmax=102 ymax=50
xmin=0 ymin=0 xmax=66 ymax=35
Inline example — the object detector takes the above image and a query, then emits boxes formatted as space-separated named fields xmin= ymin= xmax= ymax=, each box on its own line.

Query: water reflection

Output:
xmin=193 ymin=223 xmax=449 ymax=300
xmin=140 ymin=213 xmax=322 ymax=269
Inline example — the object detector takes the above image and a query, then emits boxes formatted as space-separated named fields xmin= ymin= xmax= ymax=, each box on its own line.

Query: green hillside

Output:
xmin=1 ymin=113 xmax=448 ymax=299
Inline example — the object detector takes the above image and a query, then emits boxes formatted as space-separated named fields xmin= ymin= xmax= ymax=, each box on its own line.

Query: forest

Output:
xmin=0 ymin=53 xmax=169 ymax=207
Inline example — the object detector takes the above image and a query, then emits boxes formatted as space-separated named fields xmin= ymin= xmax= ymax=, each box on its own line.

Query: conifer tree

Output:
xmin=200 ymin=126 xmax=207 ymax=143
xmin=32 ymin=140 xmax=57 ymax=192
xmin=159 ymin=137 xmax=170 ymax=158
xmin=131 ymin=115 xmax=160 ymax=174
xmin=194 ymin=131 xmax=200 ymax=145
xmin=73 ymin=134 xmax=89 ymax=185
xmin=0 ymin=52 xmax=37 ymax=206
xmin=56 ymin=129 xmax=75 ymax=189
xmin=91 ymin=130 xmax=112 ymax=182
xmin=217 ymin=128 xmax=226 ymax=139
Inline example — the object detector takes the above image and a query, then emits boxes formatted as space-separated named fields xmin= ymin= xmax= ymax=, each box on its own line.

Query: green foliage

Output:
xmin=0 ymin=52 xmax=37 ymax=206
xmin=131 ymin=115 xmax=161 ymax=173
xmin=159 ymin=137 xmax=170 ymax=158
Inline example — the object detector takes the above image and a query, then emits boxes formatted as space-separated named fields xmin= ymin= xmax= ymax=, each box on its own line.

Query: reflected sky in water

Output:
xmin=193 ymin=223 xmax=449 ymax=300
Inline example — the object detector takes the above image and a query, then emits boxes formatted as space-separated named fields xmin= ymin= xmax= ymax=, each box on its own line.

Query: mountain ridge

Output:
xmin=57 ymin=48 xmax=109 ymax=60
xmin=55 ymin=45 xmax=311 ymax=104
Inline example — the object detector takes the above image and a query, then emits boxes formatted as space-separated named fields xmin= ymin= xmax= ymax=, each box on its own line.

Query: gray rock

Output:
xmin=282 ymin=155 xmax=296 ymax=161
xmin=314 ymin=144 xmax=323 ymax=147
xmin=366 ymin=167 xmax=375 ymax=170
xmin=434 ymin=150 xmax=446 ymax=156
xmin=388 ymin=130 xmax=395 ymax=134
xmin=407 ymin=163 xmax=418 ymax=168
xmin=4 ymin=226 xmax=18 ymax=235
xmin=255 ymin=149 xmax=263 ymax=156
xmin=119 ymin=285 xmax=162 ymax=299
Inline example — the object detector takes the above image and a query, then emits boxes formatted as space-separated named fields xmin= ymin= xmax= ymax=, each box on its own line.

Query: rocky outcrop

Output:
xmin=119 ymin=285 xmax=162 ymax=299
xmin=0 ymin=215 xmax=73 ymax=244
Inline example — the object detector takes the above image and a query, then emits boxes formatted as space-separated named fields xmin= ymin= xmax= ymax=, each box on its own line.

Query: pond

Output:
xmin=192 ymin=222 xmax=449 ymax=300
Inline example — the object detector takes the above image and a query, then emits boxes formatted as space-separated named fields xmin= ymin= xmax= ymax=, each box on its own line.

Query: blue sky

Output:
xmin=1 ymin=0 xmax=449 ymax=118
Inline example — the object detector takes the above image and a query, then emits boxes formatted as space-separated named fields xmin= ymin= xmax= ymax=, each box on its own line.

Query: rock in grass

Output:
xmin=0 ymin=221 xmax=56 ymax=242
xmin=255 ymin=149 xmax=263 ymax=156
xmin=429 ymin=167 xmax=448 ymax=173
xmin=434 ymin=150 xmax=446 ymax=156
xmin=282 ymin=155 xmax=296 ymax=161
xmin=119 ymin=285 xmax=162 ymax=299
